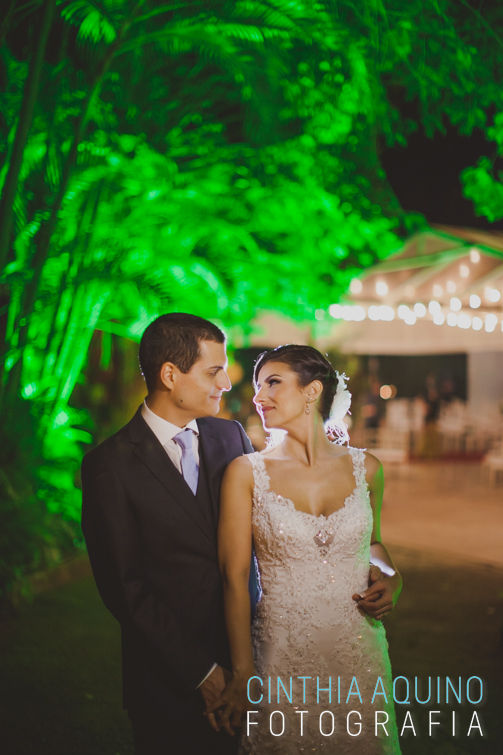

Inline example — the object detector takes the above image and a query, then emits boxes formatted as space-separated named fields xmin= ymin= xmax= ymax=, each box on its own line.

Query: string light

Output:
xmin=459 ymin=264 xmax=470 ymax=278
xmin=449 ymin=297 xmax=462 ymax=312
xmin=413 ymin=302 xmax=427 ymax=317
xmin=368 ymin=305 xmax=395 ymax=321
xmin=469 ymin=294 xmax=481 ymax=308
xmin=446 ymin=280 xmax=456 ymax=293
xmin=323 ymin=302 xmax=502 ymax=333
xmin=469 ymin=248 xmax=480 ymax=263
xmin=375 ymin=280 xmax=388 ymax=296
xmin=349 ymin=279 xmax=363 ymax=294
xmin=485 ymin=314 xmax=498 ymax=333
xmin=328 ymin=303 xmax=366 ymax=321
xmin=485 ymin=287 xmax=501 ymax=303
xmin=329 ymin=303 xmax=341 ymax=318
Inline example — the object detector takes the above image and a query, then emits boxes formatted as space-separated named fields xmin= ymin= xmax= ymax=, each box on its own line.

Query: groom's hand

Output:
xmin=352 ymin=564 xmax=400 ymax=620
xmin=200 ymin=664 xmax=228 ymax=732
xmin=368 ymin=564 xmax=383 ymax=586
xmin=207 ymin=672 xmax=249 ymax=736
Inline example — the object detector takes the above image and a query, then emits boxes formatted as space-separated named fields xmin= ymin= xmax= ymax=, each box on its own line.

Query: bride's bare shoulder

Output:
xmin=224 ymin=454 xmax=254 ymax=482
xmin=327 ymin=445 xmax=353 ymax=463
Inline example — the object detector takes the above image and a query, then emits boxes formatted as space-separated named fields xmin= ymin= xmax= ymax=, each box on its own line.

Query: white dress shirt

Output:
xmin=140 ymin=400 xmax=216 ymax=688
xmin=141 ymin=400 xmax=200 ymax=470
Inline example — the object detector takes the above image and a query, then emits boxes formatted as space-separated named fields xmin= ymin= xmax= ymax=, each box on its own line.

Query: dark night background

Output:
xmin=383 ymin=123 xmax=503 ymax=230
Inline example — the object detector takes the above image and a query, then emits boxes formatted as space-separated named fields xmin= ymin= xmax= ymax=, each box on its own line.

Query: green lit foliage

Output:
xmin=462 ymin=113 xmax=503 ymax=223
xmin=0 ymin=397 xmax=78 ymax=608
xmin=0 ymin=0 xmax=502 ymax=589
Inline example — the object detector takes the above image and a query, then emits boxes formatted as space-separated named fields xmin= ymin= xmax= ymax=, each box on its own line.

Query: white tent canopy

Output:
xmin=322 ymin=225 xmax=503 ymax=355
xmin=246 ymin=226 xmax=503 ymax=409
xmin=248 ymin=226 xmax=503 ymax=354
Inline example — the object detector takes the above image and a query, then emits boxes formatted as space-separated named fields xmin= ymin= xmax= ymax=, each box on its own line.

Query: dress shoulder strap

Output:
xmin=246 ymin=452 xmax=271 ymax=503
xmin=349 ymin=446 xmax=367 ymax=489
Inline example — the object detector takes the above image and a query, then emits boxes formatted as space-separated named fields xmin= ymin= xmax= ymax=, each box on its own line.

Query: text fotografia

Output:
xmin=245 ymin=709 xmax=484 ymax=739
xmin=245 ymin=676 xmax=485 ymax=738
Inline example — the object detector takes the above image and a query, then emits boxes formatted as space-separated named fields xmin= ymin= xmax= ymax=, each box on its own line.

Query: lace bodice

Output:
xmin=248 ymin=447 xmax=373 ymax=607
xmin=241 ymin=448 xmax=400 ymax=754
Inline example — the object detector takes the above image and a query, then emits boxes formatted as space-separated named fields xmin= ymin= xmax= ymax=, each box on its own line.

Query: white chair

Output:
xmin=483 ymin=441 xmax=503 ymax=485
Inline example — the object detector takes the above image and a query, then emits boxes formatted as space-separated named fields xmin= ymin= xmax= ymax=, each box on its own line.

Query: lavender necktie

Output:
xmin=173 ymin=428 xmax=199 ymax=494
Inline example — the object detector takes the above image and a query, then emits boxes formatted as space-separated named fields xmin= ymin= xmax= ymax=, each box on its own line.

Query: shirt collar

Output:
xmin=141 ymin=400 xmax=199 ymax=447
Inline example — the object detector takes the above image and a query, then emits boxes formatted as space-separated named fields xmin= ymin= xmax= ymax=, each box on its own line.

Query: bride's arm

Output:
xmin=213 ymin=455 xmax=255 ymax=733
xmin=352 ymin=452 xmax=402 ymax=620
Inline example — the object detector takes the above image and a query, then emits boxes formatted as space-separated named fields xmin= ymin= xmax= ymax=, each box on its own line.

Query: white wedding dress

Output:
xmin=240 ymin=448 xmax=400 ymax=754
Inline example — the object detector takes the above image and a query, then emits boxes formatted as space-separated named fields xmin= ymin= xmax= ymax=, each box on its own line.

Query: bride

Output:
xmin=214 ymin=345 xmax=402 ymax=754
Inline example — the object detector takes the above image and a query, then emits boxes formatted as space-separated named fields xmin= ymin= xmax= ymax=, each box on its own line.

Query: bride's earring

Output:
xmin=305 ymin=398 xmax=312 ymax=415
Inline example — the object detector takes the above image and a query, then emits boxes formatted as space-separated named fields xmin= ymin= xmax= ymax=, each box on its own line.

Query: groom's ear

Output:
xmin=159 ymin=361 xmax=178 ymax=391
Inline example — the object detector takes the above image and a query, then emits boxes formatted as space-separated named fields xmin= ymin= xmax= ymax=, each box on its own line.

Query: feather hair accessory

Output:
xmin=325 ymin=371 xmax=351 ymax=445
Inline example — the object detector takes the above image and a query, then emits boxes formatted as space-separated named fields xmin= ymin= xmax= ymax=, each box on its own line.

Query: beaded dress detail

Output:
xmin=240 ymin=448 xmax=400 ymax=754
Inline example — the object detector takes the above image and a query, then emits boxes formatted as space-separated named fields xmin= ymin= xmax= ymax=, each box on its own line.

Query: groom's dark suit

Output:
xmin=81 ymin=407 xmax=254 ymax=750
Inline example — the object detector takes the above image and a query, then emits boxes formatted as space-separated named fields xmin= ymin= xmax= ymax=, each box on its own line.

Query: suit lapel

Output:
xmin=197 ymin=419 xmax=223 ymax=526
xmin=126 ymin=409 xmax=212 ymax=544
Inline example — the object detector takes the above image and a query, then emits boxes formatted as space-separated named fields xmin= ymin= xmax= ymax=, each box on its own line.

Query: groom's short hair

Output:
xmin=139 ymin=313 xmax=225 ymax=393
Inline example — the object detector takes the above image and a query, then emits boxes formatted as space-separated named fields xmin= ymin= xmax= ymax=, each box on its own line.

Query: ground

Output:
xmin=0 ymin=461 xmax=501 ymax=754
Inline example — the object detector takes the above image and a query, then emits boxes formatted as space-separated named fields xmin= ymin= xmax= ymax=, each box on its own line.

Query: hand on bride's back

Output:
xmin=352 ymin=565 xmax=402 ymax=621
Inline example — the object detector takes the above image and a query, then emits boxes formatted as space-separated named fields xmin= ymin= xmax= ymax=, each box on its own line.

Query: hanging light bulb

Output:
xmin=329 ymin=303 xmax=342 ymax=318
xmin=485 ymin=287 xmax=501 ymax=303
xmin=459 ymin=264 xmax=470 ymax=278
xmin=413 ymin=302 xmax=427 ymax=317
xmin=485 ymin=314 xmax=498 ymax=333
xmin=449 ymin=297 xmax=462 ymax=312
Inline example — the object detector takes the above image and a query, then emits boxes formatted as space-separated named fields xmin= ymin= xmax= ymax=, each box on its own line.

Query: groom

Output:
xmin=81 ymin=313 xmax=255 ymax=754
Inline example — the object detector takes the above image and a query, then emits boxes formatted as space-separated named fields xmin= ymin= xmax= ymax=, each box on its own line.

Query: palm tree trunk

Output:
xmin=0 ymin=0 xmax=56 ymax=273
xmin=1 ymin=2 xmax=145 ymax=412
xmin=43 ymin=184 xmax=104 ymax=386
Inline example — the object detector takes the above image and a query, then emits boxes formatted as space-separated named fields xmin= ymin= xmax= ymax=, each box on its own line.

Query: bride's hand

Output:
xmin=352 ymin=565 xmax=402 ymax=621
xmin=208 ymin=671 xmax=251 ymax=736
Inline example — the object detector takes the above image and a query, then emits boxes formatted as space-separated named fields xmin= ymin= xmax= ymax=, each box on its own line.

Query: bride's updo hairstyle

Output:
xmin=253 ymin=344 xmax=337 ymax=421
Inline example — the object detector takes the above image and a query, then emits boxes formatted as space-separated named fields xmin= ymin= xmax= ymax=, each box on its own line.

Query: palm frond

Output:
xmin=60 ymin=0 xmax=118 ymax=44
xmin=232 ymin=0 xmax=307 ymax=29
